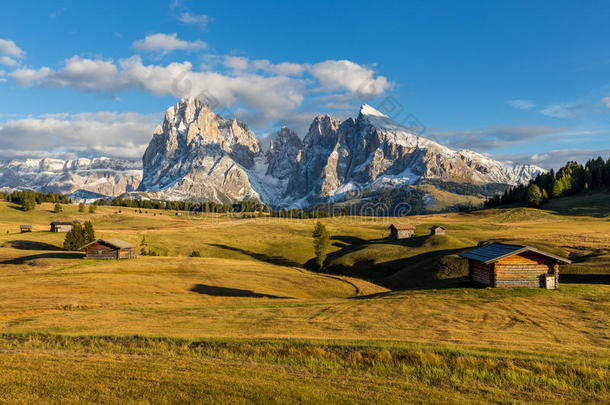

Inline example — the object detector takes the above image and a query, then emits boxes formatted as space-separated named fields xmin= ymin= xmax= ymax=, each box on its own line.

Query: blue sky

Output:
xmin=0 ymin=0 xmax=608 ymax=168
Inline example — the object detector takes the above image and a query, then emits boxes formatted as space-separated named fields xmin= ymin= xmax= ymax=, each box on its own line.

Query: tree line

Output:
xmin=0 ymin=190 xmax=70 ymax=211
xmin=485 ymin=156 xmax=610 ymax=208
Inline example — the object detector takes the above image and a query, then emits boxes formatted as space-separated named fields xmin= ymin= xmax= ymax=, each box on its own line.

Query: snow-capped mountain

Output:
xmin=135 ymin=99 xmax=544 ymax=206
xmin=0 ymin=157 xmax=142 ymax=198
xmin=137 ymin=98 xmax=267 ymax=202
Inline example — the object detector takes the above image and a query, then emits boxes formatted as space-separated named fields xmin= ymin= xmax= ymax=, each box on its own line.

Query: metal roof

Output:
xmin=459 ymin=242 xmax=571 ymax=264
xmin=389 ymin=223 xmax=416 ymax=230
xmin=80 ymin=238 xmax=137 ymax=250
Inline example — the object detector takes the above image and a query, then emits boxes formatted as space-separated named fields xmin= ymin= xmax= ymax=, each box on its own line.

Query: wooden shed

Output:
xmin=388 ymin=223 xmax=415 ymax=240
xmin=80 ymin=239 xmax=137 ymax=260
xmin=429 ymin=225 xmax=446 ymax=235
xmin=20 ymin=225 xmax=32 ymax=233
xmin=459 ymin=243 xmax=571 ymax=289
xmin=50 ymin=221 xmax=74 ymax=232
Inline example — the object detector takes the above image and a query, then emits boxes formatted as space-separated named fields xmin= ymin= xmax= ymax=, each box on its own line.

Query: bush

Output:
xmin=53 ymin=203 xmax=63 ymax=213
xmin=190 ymin=251 xmax=201 ymax=257
xmin=78 ymin=203 xmax=85 ymax=212
xmin=88 ymin=204 xmax=96 ymax=214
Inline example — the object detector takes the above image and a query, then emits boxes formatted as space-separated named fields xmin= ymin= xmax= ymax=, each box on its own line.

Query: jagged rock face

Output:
xmin=265 ymin=127 xmax=302 ymax=180
xmin=138 ymin=98 xmax=264 ymax=202
xmin=281 ymin=104 xmax=544 ymax=205
xmin=0 ymin=157 xmax=142 ymax=197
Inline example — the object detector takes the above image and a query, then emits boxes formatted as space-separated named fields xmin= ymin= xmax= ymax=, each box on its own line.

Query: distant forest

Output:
xmin=485 ymin=156 xmax=610 ymax=208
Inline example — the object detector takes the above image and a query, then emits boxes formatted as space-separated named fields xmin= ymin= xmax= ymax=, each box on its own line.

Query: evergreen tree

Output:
xmin=21 ymin=192 xmax=36 ymax=211
xmin=83 ymin=221 xmax=95 ymax=244
xmin=78 ymin=203 xmax=85 ymax=212
xmin=527 ymin=184 xmax=543 ymax=207
xmin=64 ymin=224 xmax=85 ymax=251
xmin=53 ymin=203 xmax=62 ymax=213
xmin=88 ymin=204 xmax=96 ymax=214
xmin=312 ymin=221 xmax=331 ymax=269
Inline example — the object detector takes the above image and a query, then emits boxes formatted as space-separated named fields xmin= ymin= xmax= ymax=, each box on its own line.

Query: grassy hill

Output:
xmin=0 ymin=194 xmax=608 ymax=403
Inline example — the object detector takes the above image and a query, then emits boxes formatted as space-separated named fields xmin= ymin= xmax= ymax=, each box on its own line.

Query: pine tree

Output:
xmin=53 ymin=203 xmax=62 ymax=213
xmin=312 ymin=221 xmax=331 ymax=269
xmin=88 ymin=204 xmax=96 ymax=214
xmin=64 ymin=224 xmax=85 ymax=251
xmin=78 ymin=203 xmax=85 ymax=212
xmin=527 ymin=184 xmax=543 ymax=208
xmin=83 ymin=221 xmax=95 ymax=244
xmin=21 ymin=192 xmax=36 ymax=211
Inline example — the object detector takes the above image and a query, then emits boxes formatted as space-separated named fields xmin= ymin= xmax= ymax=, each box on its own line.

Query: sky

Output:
xmin=0 ymin=0 xmax=609 ymax=169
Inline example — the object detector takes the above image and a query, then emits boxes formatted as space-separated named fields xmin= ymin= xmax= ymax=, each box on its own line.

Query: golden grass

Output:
xmin=0 ymin=196 xmax=608 ymax=403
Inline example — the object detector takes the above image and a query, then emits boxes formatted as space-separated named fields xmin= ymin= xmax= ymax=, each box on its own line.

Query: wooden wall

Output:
xmin=494 ymin=252 xmax=556 ymax=288
xmin=85 ymin=243 xmax=118 ymax=259
xmin=469 ymin=260 xmax=493 ymax=286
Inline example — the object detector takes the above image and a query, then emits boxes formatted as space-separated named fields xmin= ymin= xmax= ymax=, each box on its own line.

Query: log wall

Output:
xmin=494 ymin=252 xmax=556 ymax=288
xmin=469 ymin=260 xmax=493 ymax=286
xmin=85 ymin=243 xmax=118 ymax=259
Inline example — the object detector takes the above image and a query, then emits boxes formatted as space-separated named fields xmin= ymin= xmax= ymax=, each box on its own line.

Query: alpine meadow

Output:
xmin=0 ymin=1 xmax=609 ymax=404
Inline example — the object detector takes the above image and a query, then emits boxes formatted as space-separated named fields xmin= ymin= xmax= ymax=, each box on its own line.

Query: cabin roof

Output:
xmin=80 ymin=238 xmax=137 ymax=250
xmin=20 ymin=224 xmax=32 ymax=228
xmin=459 ymin=242 xmax=571 ymax=264
xmin=430 ymin=225 xmax=446 ymax=230
xmin=51 ymin=221 xmax=74 ymax=225
xmin=389 ymin=223 xmax=415 ymax=230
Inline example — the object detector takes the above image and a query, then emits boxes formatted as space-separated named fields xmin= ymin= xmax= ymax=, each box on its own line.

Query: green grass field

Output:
xmin=0 ymin=193 xmax=608 ymax=403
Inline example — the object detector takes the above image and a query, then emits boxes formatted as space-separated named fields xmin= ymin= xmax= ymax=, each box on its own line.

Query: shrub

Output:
xmin=190 ymin=251 xmax=201 ymax=257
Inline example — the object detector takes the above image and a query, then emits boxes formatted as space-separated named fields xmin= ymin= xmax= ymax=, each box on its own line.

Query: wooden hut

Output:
xmin=459 ymin=243 xmax=571 ymax=289
xmin=429 ymin=225 xmax=446 ymax=235
xmin=388 ymin=223 xmax=415 ymax=240
xmin=80 ymin=239 xmax=137 ymax=260
xmin=20 ymin=224 xmax=32 ymax=233
xmin=50 ymin=221 xmax=74 ymax=232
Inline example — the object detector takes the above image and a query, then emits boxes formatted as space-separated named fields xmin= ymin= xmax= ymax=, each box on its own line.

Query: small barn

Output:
xmin=429 ymin=225 xmax=446 ymax=235
xmin=388 ymin=223 xmax=415 ymax=240
xmin=50 ymin=221 xmax=74 ymax=232
xmin=80 ymin=239 xmax=137 ymax=260
xmin=459 ymin=243 xmax=571 ymax=289
xmin=20 ymin=225 xmax=32 ymax=233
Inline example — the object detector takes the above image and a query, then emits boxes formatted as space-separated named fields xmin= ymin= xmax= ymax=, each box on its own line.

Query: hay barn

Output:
xmin=388 ymin=223 xmax=415 ymax=240
xmin=429 ymin=225 xmax=446 ymax=235
xmin=50 ymin=221 xmax=74 ymax=232
xmin=459 ymin=243 xmax=571 ymax=289
xmin=80 ymin=239 xmax=137 ymax=260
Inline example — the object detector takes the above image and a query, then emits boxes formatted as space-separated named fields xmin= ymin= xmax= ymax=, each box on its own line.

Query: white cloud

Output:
xmin=0 ymin=56 xmax=18 ymax=67
xmin=539 ymin=102 xmax=595 ymax=119
xmin=49 ymin=8 xmax=67 ymax=18
xmin=177 ymin=12 xmax=212 ymax=30
xmin=0 ymin=38 xmax=25 ymax=59
xmin=132 ymin=33 xmax=207 ymax=54
xmin=0 ymin=111 xmax=159 ymax=159
xmin=222 ymin=56 xmax=306 ymax=76
xmin=496 ymin=148 xmax=610 ymax=170
xmin=8 ymin=53 xmax=391 ymax=130
xmin=601 ymin=97 xmax=610 ymax=109
xmin=310 ymin=60 xmax=391 ymax=98
xmin=431 ymin=125 xmax=568 ymax=151
xmin=507 ymin=99 xmax=534 ymax=110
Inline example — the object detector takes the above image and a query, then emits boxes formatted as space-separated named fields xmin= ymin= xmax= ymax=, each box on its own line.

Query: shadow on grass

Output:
xmin=0 ymin=252 xmax=84 ymax=264
xmin=208 ymin=244 xmax=302 ymax=267
xmin=560 ymin=274 xmax=610 ymax=284
xmin=190 ymin=284 xmax=292 ymax=299
xmin=7 ymin=240 xmax=63 ymax=251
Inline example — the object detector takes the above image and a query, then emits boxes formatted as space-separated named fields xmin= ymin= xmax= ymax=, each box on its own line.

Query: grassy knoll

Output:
xmin=0 ymin=193 xmax=608 ymax=403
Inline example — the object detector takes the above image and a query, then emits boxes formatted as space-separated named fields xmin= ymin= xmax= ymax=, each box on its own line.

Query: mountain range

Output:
xmin=0 ymin=98 xmax=544 ymax=209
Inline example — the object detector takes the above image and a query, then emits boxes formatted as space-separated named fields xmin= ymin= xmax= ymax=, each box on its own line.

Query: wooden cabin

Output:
xmin=80 ymin=239 xmax=137 ymax=260
xmin=20 ymin=224 xmax=32 ymax=233
xmin=459 ymin=243 xmax=571 ymax=289
xmin=429 ymin=225 xmax=446 ymax=235
xmin=388 ymin=223 xmax=415 ymax=240
xmin=50 ymin=221 xmax=74 ymax=232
